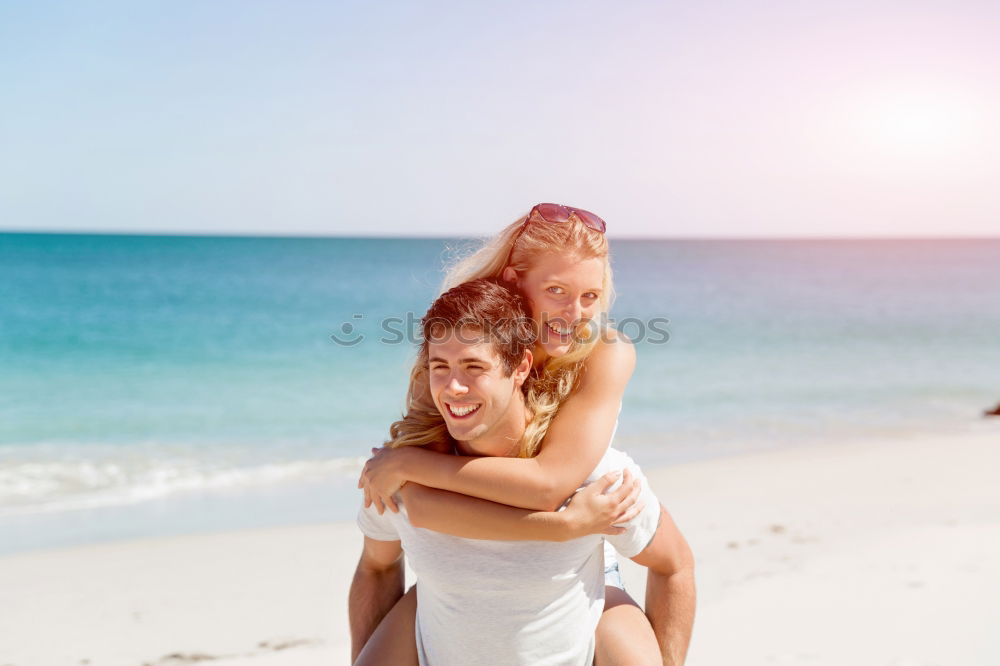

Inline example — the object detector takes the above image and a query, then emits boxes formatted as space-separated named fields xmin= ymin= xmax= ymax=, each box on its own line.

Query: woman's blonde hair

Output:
xmin=386 ymin=208 xmax=614 ymax=458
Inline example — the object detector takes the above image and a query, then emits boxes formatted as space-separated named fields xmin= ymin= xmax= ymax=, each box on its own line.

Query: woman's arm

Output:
xmin=362 ymin=331 xmax=636 ymax=512
xmin=399 ymin=468 xmax=644 ymax=541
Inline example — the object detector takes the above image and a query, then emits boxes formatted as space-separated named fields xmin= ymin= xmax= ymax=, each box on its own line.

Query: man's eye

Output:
xmin=430 ymin=365 xmax=447 ymax=371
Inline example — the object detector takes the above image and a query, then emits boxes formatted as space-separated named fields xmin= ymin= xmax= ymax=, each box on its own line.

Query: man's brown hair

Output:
xmin=420 ymin=278 xmax=536 ymax=376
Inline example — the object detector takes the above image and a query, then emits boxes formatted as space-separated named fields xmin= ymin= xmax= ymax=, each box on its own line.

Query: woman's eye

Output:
xmin=546 ymin=286 xmax=564 ymax=295
xmin=583 ymin=292 xmax=598 ymax=300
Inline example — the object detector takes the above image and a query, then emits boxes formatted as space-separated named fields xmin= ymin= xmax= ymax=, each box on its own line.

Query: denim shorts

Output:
xmin=603 ymin=560 xmax=625 ymax=591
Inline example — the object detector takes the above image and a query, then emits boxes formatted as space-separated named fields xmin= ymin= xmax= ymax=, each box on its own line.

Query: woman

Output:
xmin=356 ymin=204 xmax=695 ymax=665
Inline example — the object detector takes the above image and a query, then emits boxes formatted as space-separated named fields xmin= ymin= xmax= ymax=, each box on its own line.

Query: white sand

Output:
xmin=2 ymin=429 xmax=998 ymax=666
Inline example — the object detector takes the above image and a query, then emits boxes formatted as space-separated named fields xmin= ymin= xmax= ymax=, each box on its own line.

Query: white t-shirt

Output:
xmin=357 ymin=446 xmax=661 ymax=666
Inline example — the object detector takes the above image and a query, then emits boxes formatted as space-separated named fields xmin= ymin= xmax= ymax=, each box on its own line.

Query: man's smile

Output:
xmin=445 ymin=402 xmax=482 ymax=418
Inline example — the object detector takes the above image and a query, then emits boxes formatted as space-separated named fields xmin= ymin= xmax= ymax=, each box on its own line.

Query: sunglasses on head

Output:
xmin=505 ymin=203 xmax=607 ymax=268
xmin=527 ymin=203 xmax=607 ymax=234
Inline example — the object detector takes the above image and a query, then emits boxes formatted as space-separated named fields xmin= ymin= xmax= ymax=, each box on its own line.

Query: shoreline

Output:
xmin=4 ymin=420 xmax=995 ymax=558
xmin=2 ymin=428 xmax=998 ymax=665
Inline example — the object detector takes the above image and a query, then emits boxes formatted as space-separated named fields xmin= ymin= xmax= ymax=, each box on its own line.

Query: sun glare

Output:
xmin=808 ymin=83 xmax=992 ymax=183
xmin=847 ymin=88 xmax=983 ymax=160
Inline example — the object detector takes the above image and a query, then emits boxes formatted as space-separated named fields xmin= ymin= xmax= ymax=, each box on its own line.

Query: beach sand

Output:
xmin=2 ymin=430 xmax=997 ymax=666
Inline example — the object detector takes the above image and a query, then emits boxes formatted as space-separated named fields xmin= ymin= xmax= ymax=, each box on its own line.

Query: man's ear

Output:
xmin=501 ymin=266 xmax=518 ymax=284
xmin=513 ymin=349 xmax=532 ymax=388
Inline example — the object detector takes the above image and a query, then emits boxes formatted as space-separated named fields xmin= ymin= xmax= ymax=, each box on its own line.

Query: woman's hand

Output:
xmin=358 ymin=446 xmax=410 ymax=514
xmin=561 ymin=469 xmax=644 ymax=539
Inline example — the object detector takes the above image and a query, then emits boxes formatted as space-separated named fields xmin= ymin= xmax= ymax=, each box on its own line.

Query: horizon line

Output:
xmin=3 ymin=229 xmax=1000 ymax=242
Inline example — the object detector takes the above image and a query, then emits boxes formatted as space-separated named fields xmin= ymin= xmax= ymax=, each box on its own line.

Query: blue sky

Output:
xmin=2 ymin=1 xmax=997 ymax=237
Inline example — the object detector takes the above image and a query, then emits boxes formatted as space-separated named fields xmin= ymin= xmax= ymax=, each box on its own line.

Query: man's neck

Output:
xmin=454 ymin=394 xmax=528 ymax=458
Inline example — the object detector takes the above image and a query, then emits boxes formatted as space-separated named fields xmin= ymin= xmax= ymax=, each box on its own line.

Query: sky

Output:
xmin=1 ymin=0 xmax=998 ymax=237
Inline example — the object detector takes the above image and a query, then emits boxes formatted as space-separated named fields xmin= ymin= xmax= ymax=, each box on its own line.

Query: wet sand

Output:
xmin=2 ymin=430 xmax=997 ymax=666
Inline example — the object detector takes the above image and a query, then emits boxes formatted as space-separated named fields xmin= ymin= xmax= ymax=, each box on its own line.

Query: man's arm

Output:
xmin=630 ymin=506 xmax=697 ymax=666
xmin=348 ymin=536 xmax=405 ymax=662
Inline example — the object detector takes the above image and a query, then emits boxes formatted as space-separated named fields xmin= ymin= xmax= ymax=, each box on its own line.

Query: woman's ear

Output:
xmin=502 ymin=266 xmax=518 ymax=284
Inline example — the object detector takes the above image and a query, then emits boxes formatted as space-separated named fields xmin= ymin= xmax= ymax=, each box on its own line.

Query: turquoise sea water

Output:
xmin=1 ymin=233 xmax=998 ymax=553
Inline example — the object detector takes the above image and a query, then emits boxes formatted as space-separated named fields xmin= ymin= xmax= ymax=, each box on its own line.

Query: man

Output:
xmin=349 ymin=278 xmax=694 ymax=665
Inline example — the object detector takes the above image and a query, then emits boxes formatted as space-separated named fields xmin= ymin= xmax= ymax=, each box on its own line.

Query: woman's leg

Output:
xmin=353 ymin=585 xmax=419 ymax=666
xmin=595 ymin=585 xmax=662 ymax=666
xmin=629 ymin=506 xmax=697 ymax=666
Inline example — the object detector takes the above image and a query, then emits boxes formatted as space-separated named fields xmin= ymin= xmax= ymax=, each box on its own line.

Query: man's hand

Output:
xmin=561 ymin=469 xmax=644 ymax=539
xmin=358 ymin=446 xmax=408 ymax=514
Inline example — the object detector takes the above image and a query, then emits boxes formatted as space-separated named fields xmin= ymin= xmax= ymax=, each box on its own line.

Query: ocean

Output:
xmin=1 ymin=233 xmax=998 ymax=554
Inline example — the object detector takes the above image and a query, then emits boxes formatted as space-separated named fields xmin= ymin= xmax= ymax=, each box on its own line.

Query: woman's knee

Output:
xmin=594 ymin=586 xmax=660 ymax=666
xmin=353 ymin=586 xmax=419 ymax=666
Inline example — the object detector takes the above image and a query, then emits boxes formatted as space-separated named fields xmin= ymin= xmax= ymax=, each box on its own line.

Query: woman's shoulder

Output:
xmin=578 ymin=324 xmax=636 ymax=383
xmin=588 ymin=324 xmax=636 ymax=362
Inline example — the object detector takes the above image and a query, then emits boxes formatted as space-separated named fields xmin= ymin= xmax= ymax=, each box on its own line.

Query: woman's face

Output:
xmin=505 ymin=252 xmax=605 ymax=361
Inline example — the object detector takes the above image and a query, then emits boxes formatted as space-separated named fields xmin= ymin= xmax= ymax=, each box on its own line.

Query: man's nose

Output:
xmin=447 ymin=376 xmax=469 ymax=395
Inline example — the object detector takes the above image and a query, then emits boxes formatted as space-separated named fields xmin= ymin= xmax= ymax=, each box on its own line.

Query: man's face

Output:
xmin=427 ymin=325 xmax=525 ymax=455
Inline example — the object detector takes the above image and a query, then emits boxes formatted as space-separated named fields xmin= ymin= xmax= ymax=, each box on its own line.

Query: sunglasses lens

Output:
xmin=534 ymin=203 xmax=571 ymax=223
xmin=572 ymin=208 xmax=607 ymax=233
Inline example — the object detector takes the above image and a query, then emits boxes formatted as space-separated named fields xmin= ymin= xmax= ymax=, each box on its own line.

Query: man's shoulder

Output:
xmin=357 ymin=497 xmax=407 ymax=542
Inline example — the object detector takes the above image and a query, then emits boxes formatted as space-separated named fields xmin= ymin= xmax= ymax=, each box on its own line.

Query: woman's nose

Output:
xmin=563 ymin=301 xmax=583 ymax=322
